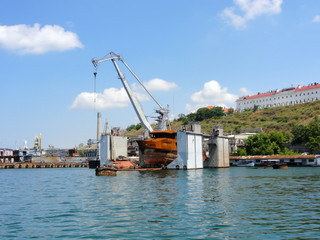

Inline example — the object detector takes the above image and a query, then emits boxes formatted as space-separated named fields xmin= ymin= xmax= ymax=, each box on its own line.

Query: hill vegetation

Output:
xmin=126 ymin=100 xmax=320 ymax=135
xmin=125 ymin=101 xmax=320 ymax=154
xmin=197 ymin=101 xmax=320 ymax=135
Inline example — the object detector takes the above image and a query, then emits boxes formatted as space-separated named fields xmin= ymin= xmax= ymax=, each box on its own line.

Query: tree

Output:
xmin=269 ymin=131 xmax=289 ymax=151
xmin=280 ymin=148 xmax=299 ymax=155
xmin=228 ymin=108 xmax=235 ymax=115
xmin=126 ymin=124 xmax=136 ymax=131
xmin=87 ymin=139 xmax=94 ymax=146
xmin=306 ymin=136 xmax=320 ymax=152
xmin=305 ymin=116 xmax=320 ymax=152
xmin=175 ymin=113 xmax=189 ymax=124
xmin=186 ymin=112 xmax=196 ymax=122
xmin=78 ymin=149 xmax=85 ymax=157
xmin=135 ymin=123 xmax=142 ymax=130
xmin=245 ymin=133 xmax=274 ymax=155
xmin=291 ymin=124 xmax=308 ymax=144
xmin=244 ymin=132 xmax=290 ymax=155
xmin=291 ymin=116 xmax=320 ymax=153
xmin=194 ymin=107 xmax=225 ymax=121
xmin=237 ymin=148 xmax=247 ymax=156
xmin=210 ymin=107 xmax=225 ymax=119
xmin=195 ymin=108 xmax=211 ymax=121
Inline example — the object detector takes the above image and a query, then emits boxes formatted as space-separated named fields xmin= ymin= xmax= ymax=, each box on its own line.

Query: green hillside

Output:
xmin=125 ymin=100 xmax=320 ymax=137
xmin=200 ymin=100 xmax=320 ymax=135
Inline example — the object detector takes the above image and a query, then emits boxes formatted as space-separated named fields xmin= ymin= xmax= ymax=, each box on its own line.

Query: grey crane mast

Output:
xmin=92 ymin=52 xmax=170 ymax=133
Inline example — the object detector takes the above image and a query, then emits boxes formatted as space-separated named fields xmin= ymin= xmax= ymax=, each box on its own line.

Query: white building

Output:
xmin=0 ymin=148 xmax=14 ymax=163
xmin=236 ymin=83 xmax=320 ymax=112
xmin=227 ymin=133 xmax=257 ymax=153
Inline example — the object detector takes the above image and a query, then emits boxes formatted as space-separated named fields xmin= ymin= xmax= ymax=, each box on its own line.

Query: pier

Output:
xmin=0 ymin=162 xmax=88 ymax=169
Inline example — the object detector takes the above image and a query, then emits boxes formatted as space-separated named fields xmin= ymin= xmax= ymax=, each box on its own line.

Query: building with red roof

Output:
xmin=236 ymin=82 xmax=320 ymax=112
xmin=206 ymin=106 xmax=236 ymax=113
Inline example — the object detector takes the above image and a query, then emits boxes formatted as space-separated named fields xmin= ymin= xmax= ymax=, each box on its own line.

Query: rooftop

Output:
xmin=238 ymin=82 xmax=320 ymax=101
xmin=206 ymin=106 xmax=236 ymax=112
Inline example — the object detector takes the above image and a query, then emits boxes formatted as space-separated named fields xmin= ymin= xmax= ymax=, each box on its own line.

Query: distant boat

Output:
xmin=236 ymin=160 xmax=255 ymax=167
xmin=273 ymin=163 xmax=288 ymax=169
xmin=95 ymin=166 xmax=117 ymax=176
xmin=258 ymin=159 xmax=280 ymax=167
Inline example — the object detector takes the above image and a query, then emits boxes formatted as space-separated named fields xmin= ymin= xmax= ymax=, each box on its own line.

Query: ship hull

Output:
xmin=137 ymin=130 xmax=177 ymax=166
xmin=141 ymin=148 xmax=177 ymax=165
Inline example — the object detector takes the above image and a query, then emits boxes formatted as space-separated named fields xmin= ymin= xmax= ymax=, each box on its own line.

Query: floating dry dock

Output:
xmin=0 ymin=162 xmax=88 ymax=169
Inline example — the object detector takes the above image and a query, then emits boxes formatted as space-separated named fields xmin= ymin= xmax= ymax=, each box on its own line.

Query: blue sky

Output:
xmin=1 ymin=0 xmax=320 ymax=149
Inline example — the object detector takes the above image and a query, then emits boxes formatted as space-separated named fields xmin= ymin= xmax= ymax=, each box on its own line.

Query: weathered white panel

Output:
xmin=178 ymin=131 xmax=187 ymax=167
xmin=167 ymin=131 xmax=203 ymax=169
xmin=205 ymin=136 xmax=229 ymax=168
xmin=111 ymin=136 xmax=128 ymax=159
xmin=195 ymin=134 xmax=203 ymax=169
xmin=100 ymin=135 xmax=110 ymax=166
xmin=187 ymin=134 xmax=196 ymax=169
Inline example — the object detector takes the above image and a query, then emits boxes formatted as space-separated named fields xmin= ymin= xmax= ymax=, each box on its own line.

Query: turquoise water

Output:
xmin=0 ymin=167 xmax=319 ymax=239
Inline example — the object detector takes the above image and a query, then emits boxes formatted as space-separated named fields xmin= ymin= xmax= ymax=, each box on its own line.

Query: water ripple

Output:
xmin=0 ymin=168 xmax=320 ymax=239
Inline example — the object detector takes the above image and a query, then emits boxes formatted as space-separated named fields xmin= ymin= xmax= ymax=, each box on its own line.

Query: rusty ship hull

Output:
xmin=137 ymin=130 xmax=177 ymax=166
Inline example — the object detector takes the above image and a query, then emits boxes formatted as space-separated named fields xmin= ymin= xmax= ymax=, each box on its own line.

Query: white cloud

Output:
xmin=71 ymin=87 xmax=149 ymax=110
xmin=72 ymin=78 xmax=176 ymax=111
xmin=144 ymin=78 xmax=178 ymax=91
xmin=239 ymin=87 xmax=252 ymax=96
xmin=221 ymin=0 xmax=283 ymax=28
xmin=0 ymin=23 xmax=83 ymax=54
xmin=186 ymin=80 xmax=238 ymax=112
xmin=313 ymin=15 xmax=320 ymax=22
xmin=222 ymin=8 xmax=247 ymax=28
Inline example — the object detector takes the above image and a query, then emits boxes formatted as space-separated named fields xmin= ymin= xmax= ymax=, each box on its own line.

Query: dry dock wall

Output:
xmin=204 ymin=136 xmax=229 ymax=168
xmin=100 ymin=135 xmax=128 ymax=166
xmin=167 ymin=131 xmax=203 ymax=169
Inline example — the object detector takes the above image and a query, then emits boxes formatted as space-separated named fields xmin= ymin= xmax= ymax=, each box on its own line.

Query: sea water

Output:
xmin=0 ymin=167 xmax=319 ymax=239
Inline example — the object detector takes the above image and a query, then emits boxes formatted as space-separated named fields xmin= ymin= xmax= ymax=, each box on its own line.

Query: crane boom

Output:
xmin=92 ymin=52 xmax=153 ymax=132
xmin=92 ymin=52 xmax=171 ymax=132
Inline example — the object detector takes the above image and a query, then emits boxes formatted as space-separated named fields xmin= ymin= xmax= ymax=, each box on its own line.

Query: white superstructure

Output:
xmin=236 ymin=83 xmax=320 ymax=112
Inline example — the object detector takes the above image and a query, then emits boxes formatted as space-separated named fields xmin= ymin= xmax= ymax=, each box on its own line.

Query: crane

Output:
xmin=92 ymin=52 xmax=170 ymax=133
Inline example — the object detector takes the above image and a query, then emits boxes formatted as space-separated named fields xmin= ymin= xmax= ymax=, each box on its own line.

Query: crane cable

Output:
xmin=93 ymin=71 xmax=97 ymax=103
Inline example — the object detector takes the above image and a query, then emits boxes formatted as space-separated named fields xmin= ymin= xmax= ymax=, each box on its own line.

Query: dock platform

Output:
xmin=0 ymin=162 xmax=88 ymax=169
